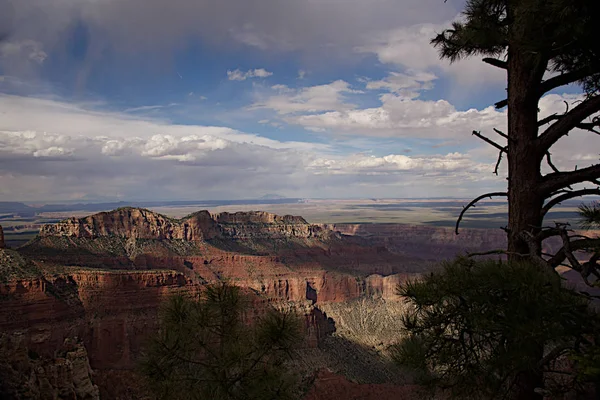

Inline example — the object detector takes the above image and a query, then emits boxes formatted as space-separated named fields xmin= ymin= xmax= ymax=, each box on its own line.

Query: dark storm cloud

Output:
xmin=0 ymin=0 xmax=458 ymax=59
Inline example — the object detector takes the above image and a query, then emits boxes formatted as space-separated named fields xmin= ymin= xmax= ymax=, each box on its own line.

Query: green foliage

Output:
xmin=571 ymin=345 xmax=600 ymax=384
xmin=431 ymin=0 xmax=600 ymax=94
xmin=139 ymin=282 xmax=304 ymax=400
xmin=0 ymin=249 xmax=42 ymax=282
xmin=578 ymin=202 xmax=600 ymax=230
xmin=392 ymin=257 xmax=599 ymax=399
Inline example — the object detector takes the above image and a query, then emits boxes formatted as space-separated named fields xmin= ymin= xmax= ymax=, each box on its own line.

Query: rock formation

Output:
xmin=304 ymin=369 xmax=419 ymax=400
xmin=5 ymin=208 xmax=456 ymax=398
xmin=0 ymin=224 xmax=4 ymax=249
xmin=0 ymin=334 xmax=99 ymax=400
xmin=39 ymin=207 xmax=333 ymax=242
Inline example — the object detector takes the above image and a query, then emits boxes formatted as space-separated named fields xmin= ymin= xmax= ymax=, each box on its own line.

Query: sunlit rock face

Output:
xmin=39 ymin=207 xmax=333 ymax=242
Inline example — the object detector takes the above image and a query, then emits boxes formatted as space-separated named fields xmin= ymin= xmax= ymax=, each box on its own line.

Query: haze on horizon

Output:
xmin=0 ymin=0 xmax=597 ymax=203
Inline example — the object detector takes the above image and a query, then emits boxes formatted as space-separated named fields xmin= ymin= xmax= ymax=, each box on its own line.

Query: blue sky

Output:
xmin=0 ymin=0 xmax=596 ymax=202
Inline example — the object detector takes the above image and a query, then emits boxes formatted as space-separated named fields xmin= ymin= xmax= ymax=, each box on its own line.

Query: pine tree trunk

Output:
xmin=506 ymin=43 xmax=546 ymax=400
xmin=506 ymin=49 xmax=544 ymax=261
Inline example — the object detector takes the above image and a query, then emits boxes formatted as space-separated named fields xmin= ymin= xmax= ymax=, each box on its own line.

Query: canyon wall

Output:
xmin=0 ymin=262 xmax=341 ymax=398
xmin=40 ymin=208 xmax=334 ymax=242
xmin=5 ymin=208 xmax=502 ymax=398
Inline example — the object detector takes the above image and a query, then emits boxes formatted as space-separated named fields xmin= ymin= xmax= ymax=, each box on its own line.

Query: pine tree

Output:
xmin=432 ymin=1 xmax=600 ymax=397
xmin=139 ymin=282 xmax=303 ymax=400
xmin=393 ymin=257 xmax=600 ymax=400
xmin=439 ymin=0 xmax=600 ymax=263
xmin=579 ymin=202 xmax=600 ymax=230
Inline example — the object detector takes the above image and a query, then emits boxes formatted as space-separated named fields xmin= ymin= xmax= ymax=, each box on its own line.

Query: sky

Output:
xmin=0 ymin=0 xmax=598 ymax=202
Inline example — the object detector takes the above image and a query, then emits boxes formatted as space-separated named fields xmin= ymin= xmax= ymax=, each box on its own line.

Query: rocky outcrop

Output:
xmin=324 ymin=223 xmax=569 ymax=262
xmin=0 ymin=224 xmax=4 ymax=248
xmin=0 ymin=334 xmax=99 ymax=400
xmin=304 ymin=369 xmax=419 ymax=400
xmin=9 ymin=208 xmax=428 ymax=397
xmin=39 ymin=208 xmax=185 ymax=240
xmin=39 ymin=208 xmax=334 ymax=243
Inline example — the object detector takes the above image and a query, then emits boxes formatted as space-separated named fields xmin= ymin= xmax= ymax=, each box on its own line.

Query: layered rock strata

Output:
xmin=39 ymin=208 xmax=332 ymax=242
xmin=5 ymin=208 xmax=423 ymax=398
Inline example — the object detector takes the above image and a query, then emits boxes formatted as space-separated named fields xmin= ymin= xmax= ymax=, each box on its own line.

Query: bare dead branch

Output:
xmin=518 ymin=230 xmax=554 ymax=270
xmin=541 ymin=188 xmax=600 ymax=217
xmin=467 ymin=249 xmax=509 ymax=257
xmin=540 ymin=68 xmax=599 ymax=96
xmin=544 ymin=152 xmax=573 ymax=190
xmin=581 ymin=252 xmax=600 ymax=282
xmin=577 ymin=118 xmax=600 ymax=135
xmin=538 ymin=102 xmax=571 ymax=127
xmin=538 ymin=95 xmax=600 ymax=152
xmin=494 ymin=150 xmax=504 ymax=175
xmin=538 ymin=343 xmax=573 ymax=369
xmin=493 ymin=128 xmax=508 ymax=139
xmin=482 ymin=58 xmax=508 ymax=69
xmin=538 ymin=113 xmax=561 ymax=126
xmin=494 ymin=67 xmax=595 ymax=110
xmin=547 ymin=237 xmax=600 ymax=268
xmin=558 ymin=228 xmax=584 ymax=272
xmin=539 ymin=164 xmax=600 ymax=196
xmin=545 ymin=152 xmax=560 ymax=174
xmin=455 ymin=192 xmax=508 ymax=234
xmin=494 ymin=99 xmax=508 ymax=109
xmin=472 ymin=131 xmax=506 ymax=152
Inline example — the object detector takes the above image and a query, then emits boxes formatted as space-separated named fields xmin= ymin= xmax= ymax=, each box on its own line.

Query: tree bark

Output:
xmin=506 ymin=49 xmax=545 ymax=262
xmin=505 ymin=3 xmax=547 ymax=396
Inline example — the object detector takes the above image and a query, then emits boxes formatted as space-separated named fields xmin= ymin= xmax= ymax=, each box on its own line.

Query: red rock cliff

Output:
xmin=39 ymin=208 xmax=334 ymax=242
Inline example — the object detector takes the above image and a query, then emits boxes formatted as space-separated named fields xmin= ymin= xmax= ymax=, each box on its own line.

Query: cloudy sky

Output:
xmin=0 ymin=0 xmax=596 ymax=202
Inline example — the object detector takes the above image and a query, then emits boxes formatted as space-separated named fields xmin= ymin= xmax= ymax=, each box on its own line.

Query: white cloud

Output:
xmin=2 ymin=91 xmax=595 ymax=202
xmin=285 ymin=94 xmax=507 ymax=139
xmin=364 ymin=70 xmax=437 ymax=98
xmin=227 ymin=68 xmax=273 ymax=81
xmin=0 ymin=93 xmax=512 ymax=201
xmin=356 ymin=21 xmax=505 ymax=88
xmin=0 ymin=40 xmax=47 ymax=64
xmin=309 ymin=152 xmax=494 ymax=179
xmin=251 ymin=80 xmax=361 ymax=115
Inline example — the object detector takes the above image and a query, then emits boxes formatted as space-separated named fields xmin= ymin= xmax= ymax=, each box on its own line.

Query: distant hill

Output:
xmin=0 ymin=198 xmax=304 ymax=217
xmin=0 ymin=202 xmax=36 ymax=217
xmin=259 ymin=194 xmax=287 ymax=200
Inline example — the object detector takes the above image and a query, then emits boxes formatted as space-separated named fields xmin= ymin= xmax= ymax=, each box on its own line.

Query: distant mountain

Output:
xmin=259 ymin=194 xmax=287 ymax=200
xmin=0 ymin=202 xmax=36 ymax=217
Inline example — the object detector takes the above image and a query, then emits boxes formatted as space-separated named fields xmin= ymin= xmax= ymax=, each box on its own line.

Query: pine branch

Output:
xmin=579 ymin=202 xmax=600 ymax=229
xmin=540 ymin=68 xmax=598 ymax=96
xmin=493 ymin=128 xmax=510 ymax=140
xmin=539 ymin=164 xmax=600 ymax=196
xmin=495 ymin=98 xmax=508 ymax=109
xmin=577 ymin=117 xmax=600 ymax=135
xmin=541 ymin=188 xmax=600 ymax=217
xmin=483 ymin=58 xmax=507 ymax=69
xmin=472 ymin=130 xmax=506 ymax=152
xmin=538 ymin=95 xmax=600 ymax=152
xmin=455 ymin=192 xmax=508 ymax=234
xmin=494 ymin=69 xmax=600 ymax=109
xmin=538 ymin=114 xmax=561 ymax=126
xmin=538 ymin=102 xmax=569 ymax=127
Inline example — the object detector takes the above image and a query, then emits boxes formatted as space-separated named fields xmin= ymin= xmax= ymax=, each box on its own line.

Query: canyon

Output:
xmin=0 ymin=207 xmax=513 ymax=399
